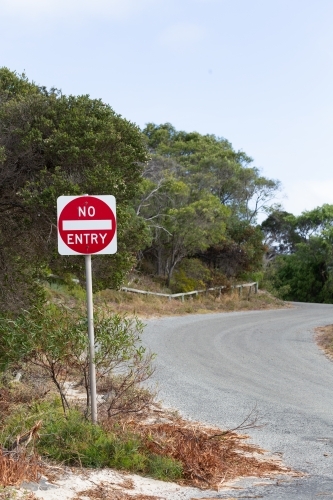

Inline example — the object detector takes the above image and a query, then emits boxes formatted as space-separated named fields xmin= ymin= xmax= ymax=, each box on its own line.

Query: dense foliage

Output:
xmin=136 ymin=123 xmax=277 ymax=284
xmin=0 ymin=68 xmax=150 ymax=313
xmin=262 ymin=205 xmax=333 ymax=303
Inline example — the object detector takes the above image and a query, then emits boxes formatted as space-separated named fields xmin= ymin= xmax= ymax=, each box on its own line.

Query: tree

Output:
xmin=0 ymin=68 xmax=150 ymax=312
xmin=262 ymin=205 xmax=333 ymax=253
xmin=136 ymin=123 xmax=274 ymax=282
xmin=199 ymin=220 xmax=265 ymax=279
xmin=265 ymin=238 xmax=333 ymax=303
xmin=135 ymin=169 xmax=230 ymax=283
xmin=160 ymin=195 xmax=230 ymax=285
xmin=142 ymin=123 xmax=280 ymax=223
xmin=261 ymin=209 xmax=302 ymax=259
xmin=263 ymin=204 xmax=333 ymax=303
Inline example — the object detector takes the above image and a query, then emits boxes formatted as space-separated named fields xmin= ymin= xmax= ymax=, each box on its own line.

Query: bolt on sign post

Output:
xmin=57 ymin=195 xmax=117 ymax=423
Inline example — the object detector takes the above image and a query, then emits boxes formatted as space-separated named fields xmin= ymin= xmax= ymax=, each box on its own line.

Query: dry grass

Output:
xmin=0 ymin=369 xmax=53 ymax=423
xmin=0 ymin=449 xmax=40 ymax=488
xmin=125 ymin=274 xmax=172 ymax=294
xmin=0 ymin=384 xmax=44 ymax=489
xmin=94 ymin=288 xmax=287 ymax=319
xmin=101 ymin=408 xmax=292 ymax=491
xmin=315 ymin=324 xmax=333 ymax=359
xmin=46 ymin=273 xmax=288 ymax=319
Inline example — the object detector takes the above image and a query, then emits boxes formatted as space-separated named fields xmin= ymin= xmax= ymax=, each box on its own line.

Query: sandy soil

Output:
xmin=18 ymin=462 xmax=295 ymax=500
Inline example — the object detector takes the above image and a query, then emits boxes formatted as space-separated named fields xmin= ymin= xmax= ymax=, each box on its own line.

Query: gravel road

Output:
xmin=142 ymin=302 xmax=333 ymax=499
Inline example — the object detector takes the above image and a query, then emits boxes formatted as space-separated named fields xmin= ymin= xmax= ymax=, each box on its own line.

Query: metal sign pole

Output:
xmin=85 ymin=254 xmax=98 ymax=424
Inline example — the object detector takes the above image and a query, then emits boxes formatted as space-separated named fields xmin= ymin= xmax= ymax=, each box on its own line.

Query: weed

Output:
xmin=37 ymin=409 xmax=112 ymax=467
xmin=109 ymin=435 xmax=147 ymax=471
xmin=45 ymin=281 xmax=86 ymax=302
xmin=0 ymin=398 xmax=61 ymax=451
xmin=147 ymin=454 xmax=183 ymax=481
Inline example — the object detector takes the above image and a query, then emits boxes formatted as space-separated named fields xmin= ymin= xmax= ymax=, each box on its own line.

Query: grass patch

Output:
xmin=146 ymin=454 xmax=183 ymax=481
xmin=38 ymin=409 xmax=113 ymax=467
xmin=95 ymin=288 xmax=288 ymax=318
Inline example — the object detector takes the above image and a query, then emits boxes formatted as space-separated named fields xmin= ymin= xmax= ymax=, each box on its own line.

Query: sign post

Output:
xmin=57 ymin=195 xmax=117 ymax=423
xmin=85 ymin=253 xmax=97 ymax=423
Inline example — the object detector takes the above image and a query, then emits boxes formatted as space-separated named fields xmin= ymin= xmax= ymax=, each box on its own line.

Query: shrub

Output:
xmin=37 ymin=408 xmax=179 ymax=478
xmin=38 ymin=409 xmax=113 ymax=467
xmin=171 ymin=259 xmax=211 ymax=293
xmin=0 ymin=305 xmax=154 ymax=417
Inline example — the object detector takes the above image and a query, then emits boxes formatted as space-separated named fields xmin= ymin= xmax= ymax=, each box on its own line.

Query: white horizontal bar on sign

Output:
xmin=63 ymin=220 xmax=112 ymax=231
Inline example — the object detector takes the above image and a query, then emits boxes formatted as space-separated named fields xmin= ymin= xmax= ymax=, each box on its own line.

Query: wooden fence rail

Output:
xmin=121 ymin=282 xmax=258 ymax=302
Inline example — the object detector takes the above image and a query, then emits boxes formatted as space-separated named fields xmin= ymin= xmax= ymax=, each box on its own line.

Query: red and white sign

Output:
xmin=57 ymin=195 xmax=117 ymax=255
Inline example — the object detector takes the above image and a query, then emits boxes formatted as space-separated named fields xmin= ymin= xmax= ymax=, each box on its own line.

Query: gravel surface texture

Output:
xmin=142 ymin=302 xmax=333 ymax=499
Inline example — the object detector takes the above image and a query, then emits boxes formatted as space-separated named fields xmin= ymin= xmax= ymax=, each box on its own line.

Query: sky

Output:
xmin=1 ymin=0 xmax=333 ymax=218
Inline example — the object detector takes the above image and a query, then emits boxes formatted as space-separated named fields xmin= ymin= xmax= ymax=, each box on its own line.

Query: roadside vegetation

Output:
xmin=0 ymin=68 xmax=280 ymax=317
xmin=0 ymin=357 xmax=288 ymax=493
xmin=49 ymin=275 xmax=287 ymax=319
xmin=0 ymin=278 xmax=288 ymax=492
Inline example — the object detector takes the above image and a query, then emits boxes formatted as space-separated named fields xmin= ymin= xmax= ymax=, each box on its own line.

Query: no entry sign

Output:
xmin=57 ymin=195 xmax=117 ymax=255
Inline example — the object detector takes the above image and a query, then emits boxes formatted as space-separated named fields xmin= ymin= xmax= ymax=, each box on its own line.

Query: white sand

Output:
xmin=21 ymin=467 xmax=227 ymax=499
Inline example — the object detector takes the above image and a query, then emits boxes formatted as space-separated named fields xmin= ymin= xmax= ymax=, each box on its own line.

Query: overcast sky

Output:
xmin=1 ymin=0 xmax=332 ymax=217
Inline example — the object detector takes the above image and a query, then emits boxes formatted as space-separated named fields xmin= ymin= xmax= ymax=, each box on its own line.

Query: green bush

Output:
xmin=38 ymin=410 xmax=114 ymax=467
xmin=38 ymin=408 xmax=180 ymax=477
xmin=19 ymin=405 xmax=144 ymax=470
xmin=239 ymin=270 xmax=263 ymax=286
xmin=171 ymin=258 xmax=211 ymax=293
xmin=1 ymin=398 xmax=184 ymax=482
xmin=0 ymin=305 xmax=154 ymax=417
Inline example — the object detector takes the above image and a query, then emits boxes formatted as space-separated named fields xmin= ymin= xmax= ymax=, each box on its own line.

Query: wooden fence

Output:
xmin=121 ymin=282 xmax=258 ymax=302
